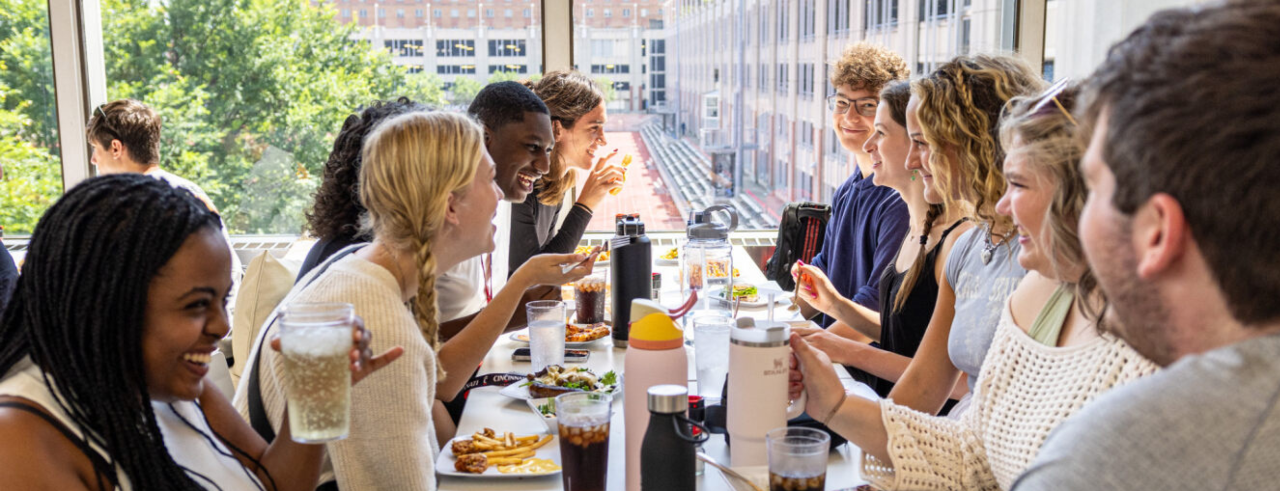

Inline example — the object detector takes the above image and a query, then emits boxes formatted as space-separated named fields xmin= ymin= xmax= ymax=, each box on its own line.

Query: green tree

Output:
xmin=97 ymin=0 xmax=437 ymax=233
xmin=0 ymin=0 xmax=58 ymax=150
xmin=0 ymin=84 xmax=61 ymax=234
xmin=449 ymin=77 xmax=484 ymax=106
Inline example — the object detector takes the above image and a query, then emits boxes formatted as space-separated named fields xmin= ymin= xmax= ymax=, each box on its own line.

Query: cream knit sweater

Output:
xmin=862 ymin=302 xmax=1157 ymax=490
xmin=233 ymin=254 xmax=439 ymax=490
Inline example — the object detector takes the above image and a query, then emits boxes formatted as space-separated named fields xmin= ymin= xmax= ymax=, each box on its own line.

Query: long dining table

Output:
xmin=438 ymin=245 xmax=874 ymax=490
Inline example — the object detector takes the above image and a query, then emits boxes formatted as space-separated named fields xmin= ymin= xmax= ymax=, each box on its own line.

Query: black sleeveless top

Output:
xmin=847 ymin=219 xmax=968 ymax=412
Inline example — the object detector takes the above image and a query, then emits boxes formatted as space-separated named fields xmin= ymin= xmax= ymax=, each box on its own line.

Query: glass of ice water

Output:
xmin=692 ymin=314 xmax=733 ymax=403
xmin=278 ymin=302 xmax=354 ymax=443
xmin=526 ymin=300 xmax=567 ymax=371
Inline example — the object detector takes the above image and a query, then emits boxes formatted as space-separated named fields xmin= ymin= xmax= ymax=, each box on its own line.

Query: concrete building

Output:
xmin=329 ymin=0 xmax=668 ymax=111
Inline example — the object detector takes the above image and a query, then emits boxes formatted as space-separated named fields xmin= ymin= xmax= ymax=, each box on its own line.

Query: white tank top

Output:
xmin=0 ymin=359 xmax=264 ymax=490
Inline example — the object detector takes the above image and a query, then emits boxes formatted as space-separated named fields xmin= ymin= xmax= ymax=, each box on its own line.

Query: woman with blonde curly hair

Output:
xmin=507 ymin=70 xmax=624 ymax=275
xmin=789 ymin=80 xmax=1156 ymax=491
xmin=236 ymin=112 xmax=592 ymax=490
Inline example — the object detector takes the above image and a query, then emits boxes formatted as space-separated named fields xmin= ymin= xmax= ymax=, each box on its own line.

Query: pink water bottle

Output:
xmin=624 ymin=294 xmax=698 ymax=491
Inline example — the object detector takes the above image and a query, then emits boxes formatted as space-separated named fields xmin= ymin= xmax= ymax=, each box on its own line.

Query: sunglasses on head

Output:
xmin=91 ymin=103 xmax=121 ymax=140
xmin=1028 ymin=78 xmax=1078 ymax=126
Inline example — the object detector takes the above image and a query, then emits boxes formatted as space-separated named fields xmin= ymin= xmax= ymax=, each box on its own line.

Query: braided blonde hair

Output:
xmin=911 ymin=54 xmax=1044 ymax=231
xmin=359 ymin=112 xmax=485 ymax=381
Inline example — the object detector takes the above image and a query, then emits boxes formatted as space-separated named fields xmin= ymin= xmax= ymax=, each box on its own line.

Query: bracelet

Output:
xmin=819 ymin=390 xmax=849 ymax=427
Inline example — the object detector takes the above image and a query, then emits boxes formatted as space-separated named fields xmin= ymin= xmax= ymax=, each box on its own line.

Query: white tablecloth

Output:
xmin=439 ymin=246 xmax=872 ymax=490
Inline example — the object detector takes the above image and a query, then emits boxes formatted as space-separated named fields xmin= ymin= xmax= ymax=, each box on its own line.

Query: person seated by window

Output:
xmin=87 ymin=99 xmax=241 ymax=284
xmin=791 ymin=43 xmax=911 ymax=334
xmin=792 ymin=81 xmax=972 ymax=406
xmin=234 ymin=112 xmax=591 ymax=490
xmin=298 ymin=98 xmax=432 ymax=282
xmin=797 ymin=55 xmax=1044 ymax=417
xmin=1013 ymin=3 xmax=1280 ymax=489
xmin=0 ymin=174 xmax=397 ymax=490
xmin=788 ymin=81 xmax=1157 ymax=491
xmin=507 ymin=70 xmax=624 ymax=277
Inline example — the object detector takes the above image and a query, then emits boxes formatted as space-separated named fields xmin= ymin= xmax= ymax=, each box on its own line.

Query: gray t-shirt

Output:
xmin=946 ymin=227 xmax=1026 ymax=390
xmin=1012 ymin=333 xmax=1280 ymax=490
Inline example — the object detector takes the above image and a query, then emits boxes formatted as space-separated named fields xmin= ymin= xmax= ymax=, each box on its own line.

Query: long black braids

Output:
xmin=0 ymin=174 xmax=222 ymax=489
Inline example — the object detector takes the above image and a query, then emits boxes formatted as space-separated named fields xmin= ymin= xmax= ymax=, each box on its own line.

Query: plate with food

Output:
xmin=656 ymin=247 xmax=680 ymax=266
xmin=508 ymin=322 xmax=611 ymax=347
xmin=437 ymin=428 xmax=561 ymax=478
xmin=574 ymin=245 xmax=610 ymax=266
xmin=716 ymin=284 xmax=792 ymax=308
xmin=499 ymin=365 xmax=619 ymax=400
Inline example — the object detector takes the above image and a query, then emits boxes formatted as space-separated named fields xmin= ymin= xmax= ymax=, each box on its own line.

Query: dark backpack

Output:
xmin=765 ymin=202 xmax=832 ymax=291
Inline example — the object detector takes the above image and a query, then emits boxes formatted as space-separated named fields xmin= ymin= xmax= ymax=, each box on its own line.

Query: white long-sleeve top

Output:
xmin=233 ymin=253 xmax=439 ymax=490
xmin=862 ymin=301 xmax=1157 ymax=490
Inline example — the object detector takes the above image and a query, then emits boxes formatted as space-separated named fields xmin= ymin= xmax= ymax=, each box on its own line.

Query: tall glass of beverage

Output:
xmin=526 ymin=300 xmax=566 ymax=371
xmin=766 ymin=427 xmax=830 ymax=491
xmin=557 ymin=392 xmax=612 ymax=491
xmin=692 ymin=314 xmax=733 ymax=403
xmin=278 ymin=302 xmax=354 ymax=443
xmin=575 ymin=275 xmax=607 ymax=325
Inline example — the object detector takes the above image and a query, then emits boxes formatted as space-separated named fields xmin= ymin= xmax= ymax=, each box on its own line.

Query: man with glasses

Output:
xmin=87 ymin=99 xmax=241 ymax=284
xmin=793 ymin=43 xmax=910 ymax=339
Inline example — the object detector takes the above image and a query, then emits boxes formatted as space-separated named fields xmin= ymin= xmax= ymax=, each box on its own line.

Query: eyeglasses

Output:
xmin=91 ymin=103 xmax=120 ymax=140
xmin=1029 ymin=78 xmax=1078 ymax=126
xmin=826 ymin=95 xmax=879 ymax=117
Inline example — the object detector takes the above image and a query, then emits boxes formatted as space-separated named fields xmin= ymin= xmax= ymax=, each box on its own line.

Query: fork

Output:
xmin=561 ymin=242 xmax=609 ymax=274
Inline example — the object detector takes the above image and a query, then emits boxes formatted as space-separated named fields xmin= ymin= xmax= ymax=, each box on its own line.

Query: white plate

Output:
xmin=498 ymin=378 xmax=621 ymax=401
xmin=655 ymin=257 xmax=680 ymax=266
xmin=716 ymin=290 xmax=794 ymax=308
xmin=507 ymin=327 xmax=611 ymax=348
xmin=436 ymin=434 xmax=562 ymax=478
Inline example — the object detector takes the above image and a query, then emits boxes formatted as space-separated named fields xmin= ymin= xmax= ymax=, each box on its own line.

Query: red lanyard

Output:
xmin=483 ymin=253 xmax=493 ymax=303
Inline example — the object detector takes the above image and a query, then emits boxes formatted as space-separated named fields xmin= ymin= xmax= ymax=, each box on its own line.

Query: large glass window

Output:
xmin=94 ymin=0 xmax=536 ymax=234
xmin=0 ymin=0 xmax=63 ymax=234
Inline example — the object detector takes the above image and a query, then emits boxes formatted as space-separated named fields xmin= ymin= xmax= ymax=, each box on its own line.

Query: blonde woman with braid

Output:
xmin=234 ymin=112 xmax=592 ymax=490
xmin=789 ymin=81 xmax=1157 ymax=490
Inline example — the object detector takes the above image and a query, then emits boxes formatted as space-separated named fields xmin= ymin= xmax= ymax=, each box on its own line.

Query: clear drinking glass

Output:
xmin=693 ymin=314 xmax=733 ymax=403
xmin=526 ymin=300 xmax=566 ymax=371
xmin=766 ymin=427 xmax=831 ymax=491
xmin=556 ymin=392 xmax=612 ymax=491
xmin=278 ymin=302 xmax=354 ymax=443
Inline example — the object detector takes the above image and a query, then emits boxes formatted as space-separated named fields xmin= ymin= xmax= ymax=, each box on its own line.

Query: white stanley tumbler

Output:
xmin=727 ymin=320 xmax=807 ymax=467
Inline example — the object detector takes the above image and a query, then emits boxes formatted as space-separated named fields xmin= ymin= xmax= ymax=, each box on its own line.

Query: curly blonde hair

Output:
xmin=830 ymin=42 xmax=910 ymax=94
xmin=523 ymin=70 xmax=604 ymax=206
xmin=911 ymin=54 xmax=1044 ymax=230
xmin=359 ymin=112 xmax=485 ymax=381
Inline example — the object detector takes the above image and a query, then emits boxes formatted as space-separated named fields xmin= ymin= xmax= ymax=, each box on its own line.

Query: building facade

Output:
xmin=330 ymin=0 xmax=668 ymax=111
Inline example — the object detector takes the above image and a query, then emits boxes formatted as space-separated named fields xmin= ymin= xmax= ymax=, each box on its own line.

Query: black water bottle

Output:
xmin=610 ymin=214 xmax=651 ymax=348
xmin=640 ymin=385 xmax=707 ymax=491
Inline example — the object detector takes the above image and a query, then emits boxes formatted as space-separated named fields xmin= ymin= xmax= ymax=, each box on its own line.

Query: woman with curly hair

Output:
xmin=789 ymin=81 xmax=1157 ymax=491
xmin=298 ymin=97 xmax=432 ymax=281
xmin=506 ymin=70 xmax=624 ymax=276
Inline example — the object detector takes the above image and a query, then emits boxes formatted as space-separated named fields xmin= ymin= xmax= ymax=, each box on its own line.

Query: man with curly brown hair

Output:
xmin=795 ymin=43 xmax=910 ymax=337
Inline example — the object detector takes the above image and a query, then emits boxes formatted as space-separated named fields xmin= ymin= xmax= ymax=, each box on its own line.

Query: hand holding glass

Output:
xmin=278 ymin=302 xmax=354 ymax=443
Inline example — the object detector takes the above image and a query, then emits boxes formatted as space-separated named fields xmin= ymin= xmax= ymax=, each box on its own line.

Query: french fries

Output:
xmin=451 ymin=429 xmax=558 ymax=474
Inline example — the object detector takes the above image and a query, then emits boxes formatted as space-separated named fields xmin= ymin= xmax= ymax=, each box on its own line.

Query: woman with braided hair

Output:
xmin=237 ymin=111 xmax=593 ymax=490
xmin=0 ymin=174 xmax=398 ymax=490
xmin=792 ymin=80 xmax=973 ymax=407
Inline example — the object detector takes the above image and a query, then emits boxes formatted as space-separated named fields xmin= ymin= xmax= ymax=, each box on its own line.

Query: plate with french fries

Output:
xmin=437 ymin=428 xmax=562 ymax=478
